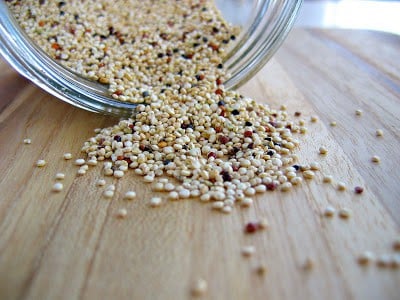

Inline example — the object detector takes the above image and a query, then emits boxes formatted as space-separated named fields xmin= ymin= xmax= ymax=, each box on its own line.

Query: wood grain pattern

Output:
xmin=0 ymin=29 xmax=399 ymax=300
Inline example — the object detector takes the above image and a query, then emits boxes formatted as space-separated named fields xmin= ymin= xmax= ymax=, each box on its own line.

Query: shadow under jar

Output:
xmin=0 ymin=0 xmax=302 ymax=117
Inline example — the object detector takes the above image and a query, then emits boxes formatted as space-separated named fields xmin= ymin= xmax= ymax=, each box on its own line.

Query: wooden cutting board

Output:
xmin=0 ymin=29 xmax=399 ymax=300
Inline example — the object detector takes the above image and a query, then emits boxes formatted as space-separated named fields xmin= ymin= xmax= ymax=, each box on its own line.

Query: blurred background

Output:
xmin=298 ymin=0 xmax=400 ymax=34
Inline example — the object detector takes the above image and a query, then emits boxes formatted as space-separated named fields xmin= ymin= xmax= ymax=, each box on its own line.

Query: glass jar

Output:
xmin=0 ymin=0 xmax=302 ymax=117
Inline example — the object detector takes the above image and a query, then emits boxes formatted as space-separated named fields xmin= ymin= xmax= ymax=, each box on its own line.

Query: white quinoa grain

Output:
xmin=88 ymin=159 xmax=98 ymax=166
xmin=303 ymin=170 xmax=315 ymax=179
xmin=124 ymin=191 xmax=136 ymax=200
xmin=254 ymin=184 xmax=267 ymax=193
xmin=23 ymin=138 xmax=31 ymax=144
xmin=143 ymin=175 xmax=154 ymax=183
xmin=150 ymin=197 xmax=162 ymax=207
xmin=77 ymin=168 xmax=86 ymax=176
xmin=153 ymin=182 xmax=164 ymax=192
xmin=240 ymin=197 xmax=253 ymax=207
xmin=310 ymin=115 xmax=318 ymax=123
xmin=55 ymin=173 xmax=65 ymax=180
xmin=106 ymin=184 xmax=115 ymax=191
xmin=75 ymin=158 xmax=86 ymax=166
xmin=310 ymin=162 xmax=320 ymax=171
xmin=168 ymin=191 xmax=179 ymax=201
xmin=103 ymin=190 xmax=114 ymax=199
xmin=258 ymin=218 xmax=269 ymax=229
xmin=220 ymin=205 xmax=232 ymax=214
xmin=113 ymin=170 xmax=125 ymax=178
xmin=200 ymin=194 xmax=210 ymax=202
xmin=375 ymin=129 xmax=383 ymax=137
xmin=36 ymin=159 xmax=46 ymax=167
xmin=241 ymin=245 xmax=256 ymax=257
xmin=191 ymin=278 xmax=208 ymax=296
xmin=338 ymin=208 xmax=352 ymax=219
xmin=179 ymin=189 xmax=191 ymax=199
xmin=357 ymin=251 xmax=375 ymax=265
xmin=355 ymin=109 xmax=363 ymax=116
xmin=244 ymin=187 xmax=256 ymax=196
xmin=337 ymin=182 xmax=346 ymax=191
xmin=319 ymin=146 xmax=328 ymax=155
xmin=322 ymin=175 xmax=333 ymax=183
xmin=116 ymin=208 xmax=128 ymax=218
xmin=63 ymin=153 xmax=72 ymax=160
xmin=323 ymin=206 xmax=335 ymax=217
xmin=212 ymin=201 xmax=224 ymax=210
xmin=290 ymin=177 xmax=303 ymax=185
xmin=371 ymin=155 xmax=380 ymax=163
xmin=52 ymin=182 xmax=63 ymax=192
xmin=164 ymin=183 xmax=175 ymax=192
xmin=96 ymin=179 xmax=106 ymax=187
xmin=280 ymin=182 xmax=292 ymax=192
xmin=330 ymin=121 xmax=337 ymax=127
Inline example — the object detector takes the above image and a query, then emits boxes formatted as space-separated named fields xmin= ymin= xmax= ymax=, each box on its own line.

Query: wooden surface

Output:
xmin=0 ymin=29 xmax=399 ymax=300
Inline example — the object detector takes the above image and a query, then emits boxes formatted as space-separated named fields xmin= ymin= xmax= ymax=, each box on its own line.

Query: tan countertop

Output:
xmin=0 ymin=29 xmax=399 ymax=300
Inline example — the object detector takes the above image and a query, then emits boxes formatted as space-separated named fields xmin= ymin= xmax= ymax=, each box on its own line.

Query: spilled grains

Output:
xmin=7 ymin=0 xmax=318 ymax=210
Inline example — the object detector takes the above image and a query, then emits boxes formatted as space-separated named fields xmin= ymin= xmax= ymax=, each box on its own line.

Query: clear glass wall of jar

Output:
xmin=0 ymin=0 xmax=302 ymax=117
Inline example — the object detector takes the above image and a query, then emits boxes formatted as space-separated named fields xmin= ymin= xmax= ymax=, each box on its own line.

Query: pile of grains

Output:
xmin=7 ymin=0 xmax=309 ymax=207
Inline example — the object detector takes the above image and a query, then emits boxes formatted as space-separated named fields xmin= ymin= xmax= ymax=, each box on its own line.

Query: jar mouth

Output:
xmin=0 ymin=0 xmax=302 ymax=117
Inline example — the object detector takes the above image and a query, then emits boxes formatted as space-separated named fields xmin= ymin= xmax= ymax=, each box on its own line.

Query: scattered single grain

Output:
xmin=338 ymin=208 xmax=352 ymax=219
xmin=116 ymin=208 xmax=128 ymax=218
xmin=256 ymin=264 xmax=267 ymax=276
xmin=75 ymin=158 xmax=86 ymax=166
xmin=354 ymin=186 xmax=364 ymax=194
xmin=221 ymin=206 xmax=232 ymax=214
xmin=323 ymin=206 xmax=335 ymax=217
xmin=96 ymin=179 xmax=106 ymax=187
xmin=153 ymin=182 xmax=164 ymax=192
xmin=393 ymin=238 xmax=400 ymax=251
xmin=191 ymin=278 xmax=208 ymax=297
xmin=303 ymin=170 xmax=315 ymax=179
xmin=375 ymin=129 xmax=383 ymax=137
xmin=337 ymin=182 xmax=346 ymax=191
xmin=77 ymin=168 xmax=86 ymax=175
xmin=371 ymin=155 xmax=380 ymax=163
xmin=302 ymin=258 xmax=314 ymax=270
xmin=319 ymin=146 xmax=328 ymax=155
xmin=241 ymin=245 xmax=256 ymax=257
xmin=310 ymin=162 xmax=320 ymax=170
xmin=55 ymin=173 xmax=65 ymax=180
xmin=150 ymin=197 xmax=162 ymax=207
xmin=330 ymin=121 xmax=337 ymax=127
xmin=310 ymin=115 xmax=318 ymax=123
xmin=377 ymin=254 xmax=391 ymax=268
xmin=124 ymin=191 xmax=136 ymax=200
xmin=52 ymin=182 xmax=63 ymax=192
xmin=63 ymin=153 xmax=72 ymax=160
xmin=323 ymin=175 xmax=333 ymax=183
xmin=355 ymin=109 xmax=363 ymax=116
xmin=23 ymin=138 xmax=31 ymax=144
xmin=258 ymin=218 xmax=269 ymax=229
xmin=168 ymin=191 xmax=179 ymax=200
xmin=103 ymin=190 xmax=114 ymax=199
xmin=36 ymin=159 xmax=46 ymax=167
xmin=357 ymin=251 xmax=374 ymax=266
